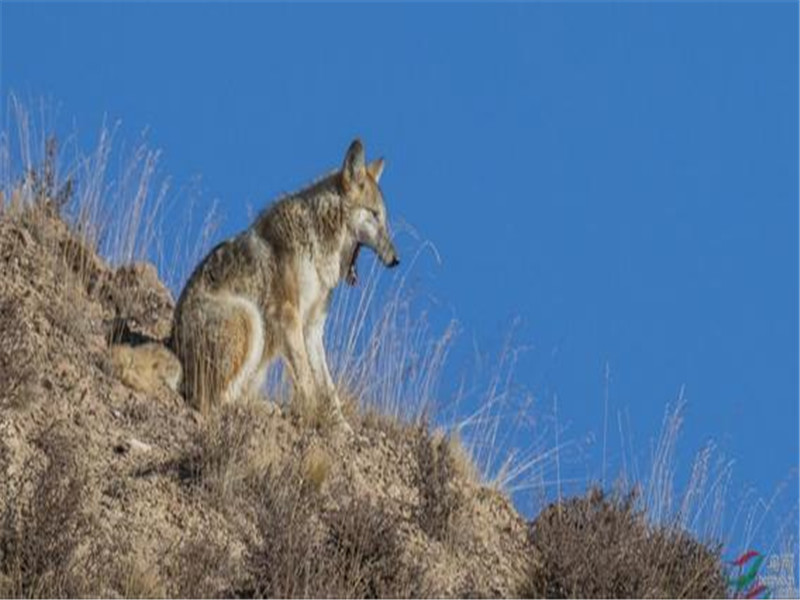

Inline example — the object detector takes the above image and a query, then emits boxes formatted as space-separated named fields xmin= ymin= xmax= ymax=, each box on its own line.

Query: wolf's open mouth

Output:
xmin=346 ymin=243 xmax=361 ymax=286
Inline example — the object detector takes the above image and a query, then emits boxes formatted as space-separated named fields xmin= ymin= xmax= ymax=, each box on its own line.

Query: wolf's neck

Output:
xmin=251 ymin=177 xmax=349 ymax=259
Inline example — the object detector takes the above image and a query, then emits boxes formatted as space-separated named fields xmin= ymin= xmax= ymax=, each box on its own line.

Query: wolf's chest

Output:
xmin=295 ymin=255 xmax=337 ymax=318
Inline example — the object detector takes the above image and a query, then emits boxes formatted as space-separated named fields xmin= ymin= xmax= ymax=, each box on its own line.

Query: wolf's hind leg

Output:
xmin=179 ymin=294 xmax=264 ymax=415
xmin=218 ymin=294 xmax=265 ymax=405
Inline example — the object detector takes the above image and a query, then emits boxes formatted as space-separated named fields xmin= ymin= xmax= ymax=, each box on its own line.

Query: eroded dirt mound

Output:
xmin=0 ymin=205 xmax=531 ymax=597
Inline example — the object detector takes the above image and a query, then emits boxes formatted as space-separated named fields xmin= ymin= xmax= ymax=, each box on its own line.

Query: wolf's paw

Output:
xmin=331 ymin=413 xmax=368 ymax=445
xmin=335 ymin=414 xmax=354 ymax=435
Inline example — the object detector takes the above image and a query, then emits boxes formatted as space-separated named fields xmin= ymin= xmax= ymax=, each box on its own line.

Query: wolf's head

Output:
xmin=340 ymin=139 xmax=399 ymax=285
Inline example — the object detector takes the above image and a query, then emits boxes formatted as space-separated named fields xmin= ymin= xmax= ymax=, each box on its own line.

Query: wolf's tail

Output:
xmin=110 ymin=342 xmax=182 ymax=394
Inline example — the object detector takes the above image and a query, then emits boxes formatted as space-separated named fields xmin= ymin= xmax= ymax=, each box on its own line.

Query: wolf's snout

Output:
xmin=387 ymin=256 xmax=400 ymax=268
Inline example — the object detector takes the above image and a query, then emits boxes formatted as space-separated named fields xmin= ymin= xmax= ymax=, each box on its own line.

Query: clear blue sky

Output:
xmin=2 ymin=2 xmax=797 ymax=555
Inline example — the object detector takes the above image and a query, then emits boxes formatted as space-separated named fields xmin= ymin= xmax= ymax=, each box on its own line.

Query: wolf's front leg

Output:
xmin=280 ymin=304 xmax=317 ymax=414
xmin=305 ymin=318 xmax=351 ymax=433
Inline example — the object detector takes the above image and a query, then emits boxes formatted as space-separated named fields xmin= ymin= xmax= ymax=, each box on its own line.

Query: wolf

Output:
xmin=112 ymin=139 xmax=399 ymax=431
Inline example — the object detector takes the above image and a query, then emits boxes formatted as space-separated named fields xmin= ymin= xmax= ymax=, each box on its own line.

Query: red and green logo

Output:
xmin=729 ymin=550 xmax=769 ymax=599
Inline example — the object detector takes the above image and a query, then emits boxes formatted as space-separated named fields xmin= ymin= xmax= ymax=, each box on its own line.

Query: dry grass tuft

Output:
xmin=117 ymin=555 xmax=167 ymax=599
xmin=523 ymin=487 xmax=728 ymax=599
xmin=181 ymin=403 xmax=277 ymax=508
xmin=444 ymin=430 xmax=481 ymax=484
xmin=302 ymin=445 xmax=332 ymax=494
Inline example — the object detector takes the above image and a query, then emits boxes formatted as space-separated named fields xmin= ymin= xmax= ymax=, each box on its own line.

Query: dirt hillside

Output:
xmin=0 ymin=200 xmax=533 ymax=597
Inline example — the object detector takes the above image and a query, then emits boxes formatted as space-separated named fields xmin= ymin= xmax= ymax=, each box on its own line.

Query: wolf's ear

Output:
xmin=342 ymin=138 xmax=366 ymax=191
xmin=367 ymin=158 xmax=385 ymax=183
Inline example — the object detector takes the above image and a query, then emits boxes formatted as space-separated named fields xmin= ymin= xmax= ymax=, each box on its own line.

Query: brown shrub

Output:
xmin=242 ymin=464 xmax=324 ymax=598
xmin=0 ymin=432 xmax=91 ymax=597
xmin=0 ymin=299 xmax=40 ymax=409
xmin=523 ymin=488 xmax=727 ymax=599
xmin=413 ymin=426 xmax=464 ymax=544
xmin=243 ymin=466 xmax=423 ymax=599
xmin=322 ymin=494 xmax=424 ymax=599
xmin=169 ymin=534 xmax=235 ymax=598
